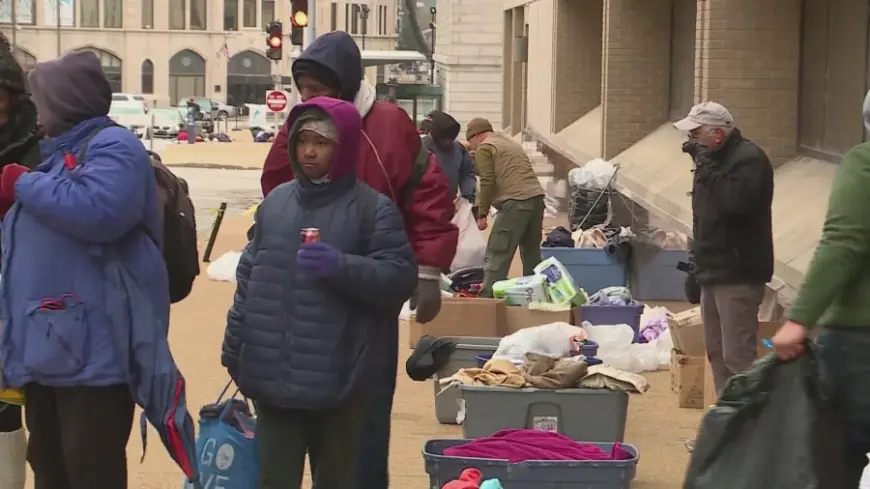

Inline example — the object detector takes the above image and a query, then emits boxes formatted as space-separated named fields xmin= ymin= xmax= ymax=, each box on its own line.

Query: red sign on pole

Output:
xmin=266 ymin=90 xmax=288 ymax=112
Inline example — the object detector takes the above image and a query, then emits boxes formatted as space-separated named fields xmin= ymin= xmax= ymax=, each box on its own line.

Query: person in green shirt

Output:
xmin=772 ymin=90 xmax=870 ymax=486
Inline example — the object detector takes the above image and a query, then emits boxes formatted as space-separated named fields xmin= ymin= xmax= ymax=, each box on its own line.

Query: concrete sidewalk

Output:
xmin=160 ymin=140 xmax=271 ymax=170
xmin=22 ymin=214 xmax=700 ymax=488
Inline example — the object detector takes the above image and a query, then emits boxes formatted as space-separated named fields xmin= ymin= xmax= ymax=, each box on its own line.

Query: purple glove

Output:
xmin=297 ymin=242 xmax=342 ymax=278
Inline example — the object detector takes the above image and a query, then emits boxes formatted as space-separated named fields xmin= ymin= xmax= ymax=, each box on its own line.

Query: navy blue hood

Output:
xmin=292 ymin=31 xmax=362 ymax=103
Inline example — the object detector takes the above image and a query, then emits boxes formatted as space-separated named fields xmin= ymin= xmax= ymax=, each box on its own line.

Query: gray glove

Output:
xmin=410 ymin=278 xmax=442 ymax=323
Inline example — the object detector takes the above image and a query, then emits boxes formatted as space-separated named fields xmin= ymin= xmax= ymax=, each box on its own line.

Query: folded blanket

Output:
xmin=443 ymin=429 xmax=633 ymax=463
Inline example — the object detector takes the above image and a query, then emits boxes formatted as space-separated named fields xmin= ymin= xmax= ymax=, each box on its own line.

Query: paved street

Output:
xmin=169 ymin=167 xmax=261 ymax=234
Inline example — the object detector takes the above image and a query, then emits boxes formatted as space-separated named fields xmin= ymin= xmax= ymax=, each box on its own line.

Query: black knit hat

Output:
xmin=429 ymin=111 xmax=460 ymax=141
xmin=292 ymin=59 xmax=342 ymax=97
xmin=0 ymin=33 xmax=26 ymax=94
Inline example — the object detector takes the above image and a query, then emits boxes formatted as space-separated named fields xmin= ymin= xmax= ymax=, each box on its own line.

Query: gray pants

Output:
xmin=700 ymin=283 xmax=765 ymax=394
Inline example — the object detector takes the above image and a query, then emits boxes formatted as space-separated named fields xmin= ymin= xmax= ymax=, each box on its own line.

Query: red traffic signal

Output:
xmin=266 ymin=21 xmax=283 ymax=60
xmin=291 ymin=0 xmax=309 ymax=28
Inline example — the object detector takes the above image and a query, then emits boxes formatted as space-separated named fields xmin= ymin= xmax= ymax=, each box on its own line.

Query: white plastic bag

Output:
xmin=492 ymin=322 xmax=588 ymax=363
xmin=861 ymin=454 xmax=870 ymax=489
xmin=206 ymin=251 xmax=242 ymax=283
xmin=567 ymin=158 xmax=616 ymax=190
xmin=450 ymin=198 xmax=486 ymax=272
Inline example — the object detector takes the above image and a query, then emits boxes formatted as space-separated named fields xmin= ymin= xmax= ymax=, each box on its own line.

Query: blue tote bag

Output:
xmin=184 ymin=381 xmax=259 ymax=489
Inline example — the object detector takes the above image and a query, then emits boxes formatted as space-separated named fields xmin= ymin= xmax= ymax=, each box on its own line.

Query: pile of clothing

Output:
xmin=438 ymin=352 xmax=649 ymax=393
xmin=444 ymin=429 xmax=634 ymax=463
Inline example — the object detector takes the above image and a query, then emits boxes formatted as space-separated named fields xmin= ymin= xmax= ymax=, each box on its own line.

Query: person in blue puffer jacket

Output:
xmin=0 ymin=51 xmax=167 ymax=489
xmin=222 ymin=96 xmax=418 ymax=489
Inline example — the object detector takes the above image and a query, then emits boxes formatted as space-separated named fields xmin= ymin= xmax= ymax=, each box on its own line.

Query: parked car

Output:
xmin=109 ymin=104 xmax=149 ymax=137
xmin=212 ymin=100 xmax=237 ymax=120
xmin=112 ymin=93 xmax=150 ymax=112
xmin=176 ymin=97 xmax=213 ymax=121
xmin=150 ymin=108 xmax=183 ymax=139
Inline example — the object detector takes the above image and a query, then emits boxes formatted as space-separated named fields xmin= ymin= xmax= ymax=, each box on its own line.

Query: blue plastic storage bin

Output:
xmin=576 ymin=304 xmax=644 ymax=342
xmin=423 ymin=439 xmax=639 ymax=489
xmin=540 ymin=248 xmax=627 ymax=295
xmin=629 ymin=243 xmax=690 ymax=301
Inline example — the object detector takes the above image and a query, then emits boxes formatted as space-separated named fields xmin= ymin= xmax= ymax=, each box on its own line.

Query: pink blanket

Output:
xmin=443 ymin=429 xmax=633 ymax=464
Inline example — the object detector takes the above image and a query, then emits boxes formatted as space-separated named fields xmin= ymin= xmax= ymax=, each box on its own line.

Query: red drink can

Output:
xmin=300 ymin=228 xmax=320 ymax=244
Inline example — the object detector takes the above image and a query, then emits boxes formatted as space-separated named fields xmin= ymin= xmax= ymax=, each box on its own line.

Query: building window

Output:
xmin=667 ymin=0 xmax=695 ymax=122
xmin=345 ymin=4 xmax=349 ymax=31
xmin=798 ymin=0 xmax=870 ymax=159
xmin=169 ymin=49 xmax=206 ymax=102
xmin=190 ymin=0 xmax=206 ymax=29
xmin=170 ymin=0 xmax=186 ymax=29
xmin=224 ymin=0 xmax=238 ymax=30
xmin=80 ymin=0 xmax=99 ymax=27
xmin=351 ymin=4 xmax=359 ymax=34
xmin=142 ymin=0 xmax=154 ymax=28
xmin=330 ymin=2 xmax=337 ymax=31
xmin=243 ymin=0 xmax=256 ymax=27
xmin=103 ymin=0 xmax=122 ymax=28
xmin=141 ymin=59 xmax=154 ymax=94
xmin=261 ymin=0 xmax=274 ymax=25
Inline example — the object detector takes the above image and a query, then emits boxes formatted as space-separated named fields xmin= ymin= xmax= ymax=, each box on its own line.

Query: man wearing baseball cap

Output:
xmin=676 ymin=101 xmax=774 ymax=404
xmin=466 ymin=117 xmax=545 ymax=297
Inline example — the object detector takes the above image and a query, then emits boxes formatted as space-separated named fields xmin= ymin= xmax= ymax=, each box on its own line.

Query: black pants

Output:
xmin=353 ymin=325 xmax=398 ymax=489
xmin=24 ymin=383 xmax=135 ymax=489
xmin=0 ymin=403 xmax=22 ymax=432
xmin=818 ymin=330 xmax=870 ymax=487
xmin=257 ymin=396 xmax=369 ymax=489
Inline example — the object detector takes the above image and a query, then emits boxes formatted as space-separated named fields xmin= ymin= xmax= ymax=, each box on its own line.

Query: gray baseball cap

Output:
xmin=674 ymin=101 xmax=734 ymax=131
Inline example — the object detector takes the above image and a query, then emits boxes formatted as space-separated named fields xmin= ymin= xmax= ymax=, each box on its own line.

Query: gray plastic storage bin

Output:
xmin=434 ymin=337 xmax=501 ymax=424
xmin=423 ymin=439 xmax=638 ymax=489
xmin=460 ymin=386 xmax=629 ymax=442
xmin=629 ymin=243 xmax=690 ymax=301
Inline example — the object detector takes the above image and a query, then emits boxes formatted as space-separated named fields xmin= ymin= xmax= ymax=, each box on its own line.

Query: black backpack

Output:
xmin=78 ymin=123 xmax=200 ymax=303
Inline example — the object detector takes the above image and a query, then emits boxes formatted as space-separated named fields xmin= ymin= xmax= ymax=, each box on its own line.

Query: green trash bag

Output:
xmin=683 ymin=347 xmax=847 ymax=489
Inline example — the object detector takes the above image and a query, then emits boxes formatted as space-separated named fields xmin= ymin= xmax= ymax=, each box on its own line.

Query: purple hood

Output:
xmin=28 ymin=51 xmax=111 ymax=137
xmin=287 ymin=96 xmax=361 ymax=183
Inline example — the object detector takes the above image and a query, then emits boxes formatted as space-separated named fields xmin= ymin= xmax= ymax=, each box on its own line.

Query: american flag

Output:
xmin=217 ymin=39 xmax=230 ymax=59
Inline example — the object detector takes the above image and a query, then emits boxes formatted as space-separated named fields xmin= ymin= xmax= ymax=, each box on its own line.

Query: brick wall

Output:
xmin=552 ymin=0 xmax=603 ymax=133
xmin=600 ymin=0 xmax=672 ymax=159
xmin=695 ymin=0 xmax=801 ymax=166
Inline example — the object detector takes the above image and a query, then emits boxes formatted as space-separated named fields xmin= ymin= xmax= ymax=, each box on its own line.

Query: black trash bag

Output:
xmin=683 ymin=348 xmax=847 ymax=489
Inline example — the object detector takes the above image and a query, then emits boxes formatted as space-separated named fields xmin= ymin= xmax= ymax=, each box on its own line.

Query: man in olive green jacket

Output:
xmin=466 ymin=118 xmax=545 ymax=297
xmin=773 ymin=90 xmax=870 ymax=486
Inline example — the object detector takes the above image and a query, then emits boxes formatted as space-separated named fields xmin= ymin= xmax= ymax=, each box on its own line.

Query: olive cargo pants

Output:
xmin=480 ymin=195 xmax=545 ymax=297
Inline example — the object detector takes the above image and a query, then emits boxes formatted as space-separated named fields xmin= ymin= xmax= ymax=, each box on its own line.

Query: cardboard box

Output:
xmin=667 ymin=306 xmax=704 ymax=356
xmin=670 ymin=351 xmax=705 ymax=409
xmin=504 ymin=305 xmax=575 ymax=334
xmin=646 ymin=300 xmax=697 ymax=314
xmin=703 ymin=321 xmax=783 ymax=406
xmin=407 ymin=297 xmax=506 ymax=347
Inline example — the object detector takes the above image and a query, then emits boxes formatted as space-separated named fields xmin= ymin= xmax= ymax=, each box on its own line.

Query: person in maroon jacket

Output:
xmin=260 ymin=31 xmax=457 ymax=489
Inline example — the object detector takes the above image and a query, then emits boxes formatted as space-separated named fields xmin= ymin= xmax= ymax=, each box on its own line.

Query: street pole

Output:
xmin=429 ymin=7 xmax=436 ymax=85
xmin=56 ymin=0 xmax=62 ymax=56
xmin=360 ymin=5 xmax=369 ymax=50
xmin=11 ymin=0 xmax=17 ymax=49
xmin=303 ymin=0 xmax=316 ymax=49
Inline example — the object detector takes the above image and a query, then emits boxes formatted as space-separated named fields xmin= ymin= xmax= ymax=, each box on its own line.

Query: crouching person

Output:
xmin=0 ymin=51 xmax=167 ymax=489
xmin=221 ymin=97 xmax=418 ymax=489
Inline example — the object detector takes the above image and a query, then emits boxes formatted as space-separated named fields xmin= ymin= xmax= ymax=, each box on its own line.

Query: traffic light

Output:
xmin=290 ymin=0 xmax=308 ymax=46
xmin=266 ymin=21 xmax=283 ymax=60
